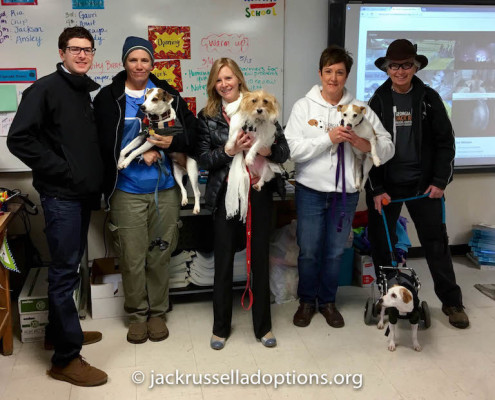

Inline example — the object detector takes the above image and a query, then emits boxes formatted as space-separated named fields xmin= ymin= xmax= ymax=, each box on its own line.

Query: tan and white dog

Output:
xmin=117 ymin=87 xmax=201 ymax=214
xmin=224 ymin=90 xmax=282 ymax=221
xmin=378 ymin=285 xmax=422 ymax=352
xmin=335 ymin=104 xmax=381 ymax=191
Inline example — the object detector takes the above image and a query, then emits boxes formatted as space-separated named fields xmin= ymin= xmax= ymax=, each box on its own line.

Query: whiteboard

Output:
xmin=0 ymin=0 xmax=285 ymax=172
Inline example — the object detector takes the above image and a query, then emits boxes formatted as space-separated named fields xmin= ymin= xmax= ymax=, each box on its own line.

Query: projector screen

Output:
xmin=344 ymin=3 xmax=495 ymax=170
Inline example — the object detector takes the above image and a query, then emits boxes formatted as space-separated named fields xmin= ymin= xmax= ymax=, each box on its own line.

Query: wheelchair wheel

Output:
xmin=420 ymin=300 xmax=431 ymax=329
xmin=364 ymin=297 xmax=375 ymax=325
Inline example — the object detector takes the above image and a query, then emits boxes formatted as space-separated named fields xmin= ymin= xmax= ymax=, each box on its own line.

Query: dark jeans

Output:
xmin=295 ymin=183 xmax=359 ymax=306
xmin=212 ymin=184 xmax=272 ymax=339
xmin=41 ymin=195 xmax=91 ymax=366
xmin=365 ymin=186 xmax=462 ymax=306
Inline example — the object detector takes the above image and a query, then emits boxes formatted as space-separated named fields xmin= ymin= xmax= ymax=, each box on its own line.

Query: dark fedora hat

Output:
xmin=374 ymin=39 xmax=428 ymax=71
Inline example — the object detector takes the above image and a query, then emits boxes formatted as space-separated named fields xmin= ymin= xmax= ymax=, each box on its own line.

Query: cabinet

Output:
xmin=0 ymin=203 xmax=22 ymax=355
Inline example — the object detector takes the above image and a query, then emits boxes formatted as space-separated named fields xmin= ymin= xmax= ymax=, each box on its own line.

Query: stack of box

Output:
xmin=18 ymin=267 xmax=49 ymax=342
xmin=467 ymin=223 xmax=495 ymax=270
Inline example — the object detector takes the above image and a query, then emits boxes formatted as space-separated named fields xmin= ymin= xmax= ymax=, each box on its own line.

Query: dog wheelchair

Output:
xmin=363 ymin=195 xmax=432 ymax=329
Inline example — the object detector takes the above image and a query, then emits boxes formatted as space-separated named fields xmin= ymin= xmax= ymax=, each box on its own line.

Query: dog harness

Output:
xmin=385 ymin=276 xmax=421 ymax=336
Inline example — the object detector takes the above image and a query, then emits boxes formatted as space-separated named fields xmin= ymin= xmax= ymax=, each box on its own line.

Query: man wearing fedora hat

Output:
xmin=365 ymin=39 xmax=469 ymax=329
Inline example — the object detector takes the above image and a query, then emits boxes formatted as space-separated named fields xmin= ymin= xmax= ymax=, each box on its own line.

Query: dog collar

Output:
xmin=354 ymin=115 xmax=365 ymax=128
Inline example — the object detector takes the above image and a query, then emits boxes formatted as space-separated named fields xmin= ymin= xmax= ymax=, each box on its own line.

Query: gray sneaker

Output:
xmin=442 ymin=305 xmax=469 ymax=329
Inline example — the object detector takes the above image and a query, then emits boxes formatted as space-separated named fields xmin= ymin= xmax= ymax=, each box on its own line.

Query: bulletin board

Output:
xmin=0 ymin=0 xmax=285 ymax=172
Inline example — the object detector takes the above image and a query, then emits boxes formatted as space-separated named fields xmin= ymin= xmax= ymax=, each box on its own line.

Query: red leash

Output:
xmin=222 ymin=107 xmax=254 ymax=310
xmin=241 ymin=170 xmax=254 ymax=310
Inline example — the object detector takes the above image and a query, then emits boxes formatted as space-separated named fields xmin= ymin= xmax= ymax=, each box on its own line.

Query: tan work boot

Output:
xmin=147 ymin=317 xmax=169 ymax=342
xmin=44 ymin=331 xmax=102 ymax=351
xmin=48 ymin=356 xmax=107 ymax=386
xmin=442 ymin=305 xmax=470 ymax=329
xmin=127 ymin=321 xmax=148 ymax=344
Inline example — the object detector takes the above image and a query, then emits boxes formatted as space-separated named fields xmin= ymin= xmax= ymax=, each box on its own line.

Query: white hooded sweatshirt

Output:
xmin=285 ymin=85 xmax=394 ymax=193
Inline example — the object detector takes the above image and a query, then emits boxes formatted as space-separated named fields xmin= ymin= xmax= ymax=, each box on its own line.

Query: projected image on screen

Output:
xmin=345 ymin=4 xmax=495 ymax=169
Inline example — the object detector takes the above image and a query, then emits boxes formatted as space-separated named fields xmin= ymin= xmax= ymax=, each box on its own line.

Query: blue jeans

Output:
xmin=295 ymin=183 xmax=358 ymax=306
xmin=41 ymin=195 xmax=91 ymax=366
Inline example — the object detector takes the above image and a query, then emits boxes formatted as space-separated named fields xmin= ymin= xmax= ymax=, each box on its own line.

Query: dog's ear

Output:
xmin=400 ymin=287 xmax=413 ymax=305
xmin=337 ymin=105 xmax=343 ymax=112
xmin=360 ymin=106 xmax=367 ymax=114
xmin=162 ymin=91 xmax=174 ymax=105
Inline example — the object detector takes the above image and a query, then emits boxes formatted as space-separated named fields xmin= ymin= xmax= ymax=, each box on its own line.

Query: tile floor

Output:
xmin=1 ymin=256 xmax=494 ymax=400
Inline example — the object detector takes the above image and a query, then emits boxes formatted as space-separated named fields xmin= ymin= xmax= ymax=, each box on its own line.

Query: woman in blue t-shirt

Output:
xmin=94 ymin=36 xmax=197 ymax=344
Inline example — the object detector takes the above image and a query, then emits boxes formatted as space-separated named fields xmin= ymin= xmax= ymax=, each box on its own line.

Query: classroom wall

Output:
xmin=2 ymin=0 xmax=494 ymax=264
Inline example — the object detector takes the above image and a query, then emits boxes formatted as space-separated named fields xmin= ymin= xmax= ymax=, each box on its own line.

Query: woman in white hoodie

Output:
xmin=285 ymin=46 xmax=394 ymax=329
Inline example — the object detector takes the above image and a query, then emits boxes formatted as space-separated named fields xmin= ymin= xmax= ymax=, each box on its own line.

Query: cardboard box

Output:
xmin=17 ymin=267 xmax=81 ymax=342
xmin=353 ymin=251 xmax=376 ymax=287
xmin=90 ymin=258 xmax=125 ymax=319
xmin=20 ymin=312 xmax=48 ymax=343
xmin=18 ymin=267 xmax=49 ymax=314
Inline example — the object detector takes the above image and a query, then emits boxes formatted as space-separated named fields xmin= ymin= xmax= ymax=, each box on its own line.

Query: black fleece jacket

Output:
xmin=197 ymin=106 xmax=290 ymax=212
xmin=367 ymin=75 xmax=455 ymax=196
xmin=93 ymin=71 xmax=198 ymax=207
xmin=7 ymin=63 xmax=103 ymax=204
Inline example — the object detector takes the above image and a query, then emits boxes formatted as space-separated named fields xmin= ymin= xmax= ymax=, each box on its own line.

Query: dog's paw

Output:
xmin=413 ymin=342 xmax=422 ymax=352
xmin=252 ymin=183 xmax=262 ymax=192
xmin=245 ymin=153 xmax=255 ymax=166
xmin=193 ymin=204 xmax=200 ymax=215
xmin=225 ymin=140 xmax=235 ymax=153
xmin=377 ymin=321 xmax=385 ymax=330
xmin=181 ymin=197 xmax=189 ymax=207
xmin=372 ymin=156 xmax=381 ymax=167
xmin=388 ymin=342 xmax=396 ymax=352
xmin=118 ymin=160 xmax=129 ymax=170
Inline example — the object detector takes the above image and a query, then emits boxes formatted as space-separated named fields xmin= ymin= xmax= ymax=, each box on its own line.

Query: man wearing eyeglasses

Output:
xmin=365 ymin=39 xmax=469 ymax=329
xmin=7 ymin=27 xmax=107 ymax=386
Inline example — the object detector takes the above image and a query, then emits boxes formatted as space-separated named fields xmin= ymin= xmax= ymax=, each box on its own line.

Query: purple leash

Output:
xmin=332 ymin=143 xmax=346 ymax=232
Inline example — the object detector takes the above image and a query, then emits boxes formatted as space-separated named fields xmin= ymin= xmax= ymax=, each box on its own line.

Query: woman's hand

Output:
xmin=328 ymin=125 xmax=353 ymax=144
xmin=225 ymin=131 xmax=253 ymax=156
xmin=147 ymin=134 xmax=173 ymax=149
xmin=142 ymin=149 xmax=162 ymax=166
xmin=424 ymin=185 xmax=444 ymax=199
xmin=347 ymin=130 xmax=372 ymax=153
xmin=329 ymin=126 xmax=371 ymax=153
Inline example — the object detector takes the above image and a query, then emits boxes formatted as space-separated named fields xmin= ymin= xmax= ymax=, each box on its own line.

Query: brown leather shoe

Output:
xmin=127 ymin=322 xmax=148 ymax=344
xmin=44 ymin=331 xmax=103 ymax=351
xmin=147 ymin=317 xmax=169 ymax=342
xmin=442 ymin=305 xmax=470 ymax=329
xmin=320 ymin=303 xmax=345 ymax=328
xmin=293 ymin=302 xmax=316 ymax=327
xmin=48 ymin=356 xmax=107 ymax=387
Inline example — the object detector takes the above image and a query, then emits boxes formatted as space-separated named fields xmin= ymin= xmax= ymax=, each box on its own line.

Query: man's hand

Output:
xmin=373 ymin=192 xmax=391 ymax=215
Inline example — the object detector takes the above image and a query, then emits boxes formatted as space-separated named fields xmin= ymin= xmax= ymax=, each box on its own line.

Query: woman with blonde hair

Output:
xmin=197 ymin=58 xmax=289 ymax=350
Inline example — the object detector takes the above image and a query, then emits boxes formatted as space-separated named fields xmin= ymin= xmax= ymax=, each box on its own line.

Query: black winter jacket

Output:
xmin=7 ymin=63 xmax=103 ymax=204
xmin=197 ymin=106 xmax=290 ymax=212
xmin=367 ymin=75 xmax=455 ymax=196
xmin=93 ymin=71 xmax=198 ymax=208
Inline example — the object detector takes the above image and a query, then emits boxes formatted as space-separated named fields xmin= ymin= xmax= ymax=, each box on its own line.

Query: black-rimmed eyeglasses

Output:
xmin=65 ymin=46 xmax=96 ymax=56
xmin=388 ymin=62 xmax=414 ymax=71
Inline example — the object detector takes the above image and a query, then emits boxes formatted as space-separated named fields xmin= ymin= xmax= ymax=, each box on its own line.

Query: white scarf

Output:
xmin=224 ymin=94 xmax=250 ymax=222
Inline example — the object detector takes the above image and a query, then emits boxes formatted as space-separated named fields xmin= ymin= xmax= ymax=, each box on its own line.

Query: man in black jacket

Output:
xmin=366 ymin=39 xmax=469 ymax=329
xmin=7 ymin=27 xmax=107 ymax=386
